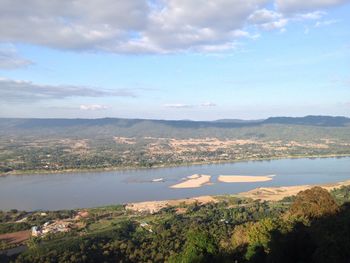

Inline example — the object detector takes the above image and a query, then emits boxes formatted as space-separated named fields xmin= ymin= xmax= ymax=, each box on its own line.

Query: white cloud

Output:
xmin=200 ymin=102 xmax=217 ymax=107
xmin=144 ymin=0 xmax=270 ymax=52
xmin=0 ymin=0 xmax=347 ymax=53
xmin=260 ymin=18 xmax=288 ymax=30
xmin=276 ymin=0 xmax=348 ymax=13
xmin=0 ymin=0 xmax=268 ymax=53
xmin=0 ymin=78 xmax=136 ymax=102
xmin=248 ymin=9 xmax=282 ymax=24
xmin=80 ymin=104 xmax=108 ymax=110
xmin=248 ymin=8 xmax=288 ymax=32
xmin=315 ymin=19 xmax=339 ymax=27
xmin=163 ymin=103 xmax=194 ymax=108
xmin=296 ymin=11 xmax=326 ymax=20
xmin=0 ymin=45 xmax=33 ymax=69
xmin=164 ymin=102 xmax=217 ymax=108
xmin=0 ymin=0 xmax=149 ymax=50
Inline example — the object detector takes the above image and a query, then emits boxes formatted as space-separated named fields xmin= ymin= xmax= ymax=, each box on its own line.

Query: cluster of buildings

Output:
xmin=31 ymin=211 xmax=89 ymax=237
xmin=31 ymin=221 xmax=71 ymax=237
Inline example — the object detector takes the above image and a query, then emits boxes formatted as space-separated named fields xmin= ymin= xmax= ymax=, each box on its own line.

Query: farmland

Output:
xmin=1 ymin=116 xmax=350 ymax=174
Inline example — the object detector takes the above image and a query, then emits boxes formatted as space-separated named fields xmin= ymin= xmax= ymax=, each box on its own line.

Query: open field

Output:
xmin=1 ymin=117 xmax=350 ymax=174
xmin=0 ymin=231 xmax=30 ymax=245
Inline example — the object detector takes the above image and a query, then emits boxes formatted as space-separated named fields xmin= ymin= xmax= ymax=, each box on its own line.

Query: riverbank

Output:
xmin=2 ymin=153 xmax=350 ymax=176
xmin=238 ymin=179 xmax=350 ymax=201
xmin=126 ymin=195 xmax=216 ymax=214
xmin=124 ymin=179 xmax=350 ymax=213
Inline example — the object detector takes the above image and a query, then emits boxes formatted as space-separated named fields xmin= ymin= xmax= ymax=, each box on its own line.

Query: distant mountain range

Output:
xmin=1 ymin=115 xmax=350 ymax=173
xmin=0 ymin=115 xmax=349 ymax=130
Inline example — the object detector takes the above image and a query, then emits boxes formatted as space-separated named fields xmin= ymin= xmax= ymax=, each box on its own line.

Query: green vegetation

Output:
xmin=2 ymin=186 xmax=350 ymax=262
xmin=1 ymin=117 xmax=350 ymax=261
xmin=289 ymin=186 xmax=339 ymax=219
xmin=0 ymin=210 xmax=75 ymax=236
xmin=1 ymin=117 xmax=350 ymax=174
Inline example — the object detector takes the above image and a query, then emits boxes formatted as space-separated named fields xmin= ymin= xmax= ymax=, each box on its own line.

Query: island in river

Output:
xmin=169 ymin=174 xmax=275 ymax=189
xmin=218 ymin=174 xmax=275 ymax=183
xmin=169 ymin=174 xmax=212 ymax=188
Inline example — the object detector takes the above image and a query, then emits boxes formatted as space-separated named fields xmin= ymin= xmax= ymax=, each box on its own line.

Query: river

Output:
xmin=0 ymin=157 xmax=349 ymax=210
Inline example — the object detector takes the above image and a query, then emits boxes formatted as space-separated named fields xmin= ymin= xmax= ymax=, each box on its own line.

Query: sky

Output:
xmin=0 ymin=0 xmax=349 ymax=120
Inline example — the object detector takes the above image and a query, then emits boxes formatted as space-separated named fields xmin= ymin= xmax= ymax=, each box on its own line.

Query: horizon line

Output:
xmin=0 ymin=115 xmax=349 ymax=122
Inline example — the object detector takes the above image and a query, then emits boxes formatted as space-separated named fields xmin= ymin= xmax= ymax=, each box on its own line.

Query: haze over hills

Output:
xmin=1 ymin=115 xmax=350 ymax=174
xmin=1 ymin=115 xmax=350 ymax=131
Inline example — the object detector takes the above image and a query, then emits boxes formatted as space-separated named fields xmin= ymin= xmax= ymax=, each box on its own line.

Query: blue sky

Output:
xmin=0 ymin=0 xmax=349 ymax=120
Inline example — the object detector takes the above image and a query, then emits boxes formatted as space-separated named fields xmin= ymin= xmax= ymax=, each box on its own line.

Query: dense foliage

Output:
xmin=1 ymin=117 xmax=350 ymax=173
xmin=289 ymin=186 xmax=339 ymax=219
xmin=2 ymin=186 xmax=350 ymax=262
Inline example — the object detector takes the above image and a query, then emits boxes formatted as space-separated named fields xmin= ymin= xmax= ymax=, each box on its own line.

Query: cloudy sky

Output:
xmin=0 ymin=0 xmax=349 ymax=120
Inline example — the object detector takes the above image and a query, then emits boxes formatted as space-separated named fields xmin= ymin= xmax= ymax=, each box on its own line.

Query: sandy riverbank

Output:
xmin=3 ymin=154 xmax=349 ymax=177
xmin=126 ymin=180 xmax=350 ymax=213
xmin=170 ymin=174 xmax=211 ymax=189
xmin=238 ymin=180 xmax=350 ymax=201
xmin=218 ymin=175 xmax=275 ymax=183
xmin=125 ymin=195 xmax=216 ymax=214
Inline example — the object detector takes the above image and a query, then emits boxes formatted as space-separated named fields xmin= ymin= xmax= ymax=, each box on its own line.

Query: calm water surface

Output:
xmin=0 ymin=157 xmax=349 ymax=211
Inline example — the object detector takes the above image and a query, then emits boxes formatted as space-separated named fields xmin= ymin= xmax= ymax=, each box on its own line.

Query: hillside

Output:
xmin=2 ymin=185 xmax=350 ymax=262
xmin=1 ymin=115 xmax=350 ymax=133
xmin=1 ymin=116 xmax=350 ymax=174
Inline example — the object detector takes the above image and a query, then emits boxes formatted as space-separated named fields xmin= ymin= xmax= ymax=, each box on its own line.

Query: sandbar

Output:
xmin=218 ymin=175 xmax=275 ymax=183
xmin=170 ymin=174 xmax=211 ymax=189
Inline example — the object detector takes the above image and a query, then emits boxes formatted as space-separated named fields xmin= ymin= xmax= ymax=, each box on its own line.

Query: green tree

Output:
xmin=289 ymin=187 xmax=339 ymax=219
xmin=169 ymin=229 xmax=218 ymax=263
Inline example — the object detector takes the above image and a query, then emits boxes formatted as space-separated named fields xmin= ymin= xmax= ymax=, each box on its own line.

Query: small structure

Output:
xmin=139 ymin=222 xmax=153 ymax=233
xmin=74 ymin=211 xmax=89 ymax=220
xmin=31 ymin=221 xmax=71 ymax=237
xmin=140 ymin=222 xmax=149 ymax=227
xmin=31 ymin=226 xmax=40 ymax=237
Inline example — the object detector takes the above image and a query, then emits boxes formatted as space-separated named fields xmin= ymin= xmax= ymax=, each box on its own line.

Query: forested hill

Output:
xmin=1 ymin=115 xmax=350 ymax=173
xmin=263 ymin=116 xmax=350 ymax=126
xmin=1 ymin=115 xmax=349 ymax=133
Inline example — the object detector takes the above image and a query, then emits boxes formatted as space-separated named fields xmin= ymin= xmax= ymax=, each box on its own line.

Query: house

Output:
xmin=31 ymin=226 xmax=41 ymax=237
